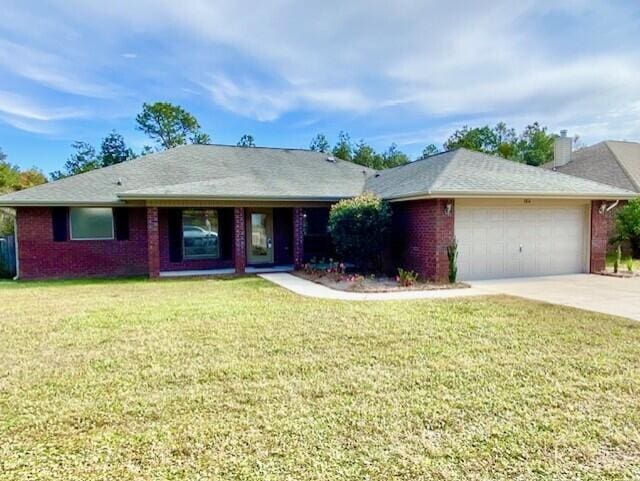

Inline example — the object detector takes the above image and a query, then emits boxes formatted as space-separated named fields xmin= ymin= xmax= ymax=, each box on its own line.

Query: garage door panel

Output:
xmin=455 ymin=205 xmax=586 ymax=281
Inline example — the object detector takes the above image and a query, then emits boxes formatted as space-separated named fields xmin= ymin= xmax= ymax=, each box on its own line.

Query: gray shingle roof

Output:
xmin=543 ymin=141 xmax=640 ymax=193
xmin=0 ymin=145 xmax=374 ymax=205
xmin=0 ymin=145 xmax=633 ymax=207
xmin=366 ymin=148 xmax=636 ymax=199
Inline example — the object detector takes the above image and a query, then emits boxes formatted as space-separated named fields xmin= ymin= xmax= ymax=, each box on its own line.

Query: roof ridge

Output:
xmin=429 ymin=149 xmax=463 ymax=192
xmin=604 ymin=139 xmax=640 ymax=145
xmin=194 ymin=143 xmax=316 ymax=152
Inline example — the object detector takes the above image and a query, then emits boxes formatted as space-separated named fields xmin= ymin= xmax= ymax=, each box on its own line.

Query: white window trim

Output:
xmin=69 ymin=208 xmax=115 ymax=241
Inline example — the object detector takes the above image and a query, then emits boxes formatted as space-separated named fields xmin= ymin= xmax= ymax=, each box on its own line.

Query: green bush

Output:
xmin=615 ymin=199 xmax=640 ymax=258
xmin=327 ymin=193 xmax=391 ymax=271
xmin=0 ymin=209 xmax=15 ymax=236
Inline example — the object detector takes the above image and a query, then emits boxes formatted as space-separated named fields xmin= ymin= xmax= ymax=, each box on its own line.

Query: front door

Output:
xmin=246 ymin=208 xmax=274 ymax=264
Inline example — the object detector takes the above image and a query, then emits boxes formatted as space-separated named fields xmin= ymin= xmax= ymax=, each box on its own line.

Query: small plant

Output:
xmin=345 ymin=273 xmax=364 ymax=284
xmin=447 ymin=238 xmax=458 ymax=283
xmin=396 ymin=268 xmax=418 ymax=287
xmin=626 ymin=256 xmax=634 ymax=273
xmin=614 ymin=244 xmax=621 ymax=273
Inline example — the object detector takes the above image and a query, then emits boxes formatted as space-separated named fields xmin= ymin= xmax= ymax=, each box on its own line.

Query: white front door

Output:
xmin=455 ymin=203 xmax=588 ymax=281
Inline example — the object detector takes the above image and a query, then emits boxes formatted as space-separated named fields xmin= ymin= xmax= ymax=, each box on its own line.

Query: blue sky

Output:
xmin=1 ymin=0 xmax=639 ymax=174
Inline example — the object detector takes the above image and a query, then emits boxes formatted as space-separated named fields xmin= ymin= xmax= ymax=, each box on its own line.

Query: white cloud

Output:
xmin=0 ymin=39 xmax=122 ymax=98
xmin=201 ymin=75 xmax=371 ymax=121
xmin=2 ymin=0 xmax=639 ymax=142
xmin=0 ymin=90 xmax=87 ymax=133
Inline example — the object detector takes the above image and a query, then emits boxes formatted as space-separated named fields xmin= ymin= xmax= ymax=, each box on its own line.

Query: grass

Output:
xmin=606 ymin=253 xmax=640 ymax=272
xmin=1 ymin=277 xmax=639 ymax=480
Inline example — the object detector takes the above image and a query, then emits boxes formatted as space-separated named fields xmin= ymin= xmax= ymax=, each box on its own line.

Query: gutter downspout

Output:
xmin=605 ymin=200 xmax=620 ymax=212
xmin=13 ymin=214 xmax=19 ymax=280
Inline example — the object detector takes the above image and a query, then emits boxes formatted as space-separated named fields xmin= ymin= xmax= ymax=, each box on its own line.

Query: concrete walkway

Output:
xmin=259 ymin=273 xmax=485 ymax=301
xmin=259 ymin=272 xmax=640 ymax=321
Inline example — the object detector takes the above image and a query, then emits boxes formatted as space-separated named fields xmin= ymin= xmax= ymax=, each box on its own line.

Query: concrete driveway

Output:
xmin=471 ymin=274 xmax=640 ymax=321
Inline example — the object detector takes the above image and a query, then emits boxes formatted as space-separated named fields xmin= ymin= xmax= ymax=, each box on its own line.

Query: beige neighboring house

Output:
xmin=543 ymin=133 xmax=640 ymax=251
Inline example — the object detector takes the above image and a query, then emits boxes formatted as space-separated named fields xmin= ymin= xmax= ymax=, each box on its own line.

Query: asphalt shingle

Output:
xmin=366 ymin=148 xmax=635 ymax=199
xmin=0 ymin=145 xmax=634 ymax=206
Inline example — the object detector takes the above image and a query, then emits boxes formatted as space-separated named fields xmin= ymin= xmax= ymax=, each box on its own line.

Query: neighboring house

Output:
xmin=543 ymin=133 xmax=640 ymax=250
xmin=0 ymin=144 xmax=634 ymax=282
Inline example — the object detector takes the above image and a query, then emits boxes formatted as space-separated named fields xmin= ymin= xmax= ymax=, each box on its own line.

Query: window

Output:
xmin=183 ymin=209 xmax=219 ymax=259
xmin=69 ymin=208 xmax=114 ymax=240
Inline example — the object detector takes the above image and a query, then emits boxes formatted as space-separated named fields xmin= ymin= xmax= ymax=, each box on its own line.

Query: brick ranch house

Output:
xmin=0 ymin=144 xmax=635 ymax=282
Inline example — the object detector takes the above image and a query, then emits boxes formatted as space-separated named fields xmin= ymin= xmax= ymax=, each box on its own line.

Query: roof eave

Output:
xmin=117 ymin=193 xmax=349 ymax=202
xmin=385 ymin=191 xmax=638 ymax=202
xmin=0 ymin=200 xmax=125 ymax=207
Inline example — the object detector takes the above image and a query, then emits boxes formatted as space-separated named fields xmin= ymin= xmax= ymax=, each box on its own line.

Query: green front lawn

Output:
xmin=1 ymin=277 xmax=639 ymax=480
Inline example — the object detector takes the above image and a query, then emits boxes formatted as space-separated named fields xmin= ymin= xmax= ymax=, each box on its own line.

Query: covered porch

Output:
xmin=144 ymin=204 xmax=333 ymax=278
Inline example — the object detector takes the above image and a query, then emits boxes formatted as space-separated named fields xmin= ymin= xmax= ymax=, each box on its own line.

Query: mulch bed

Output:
xmin=598 ymin=269 xmax=639 ymax=278
xmin=293 ymin=270 xmax=469 ymax=293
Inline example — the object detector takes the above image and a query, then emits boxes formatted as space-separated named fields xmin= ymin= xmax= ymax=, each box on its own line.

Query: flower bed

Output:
xmin=296 ymin=261 xmax=468 ymax=293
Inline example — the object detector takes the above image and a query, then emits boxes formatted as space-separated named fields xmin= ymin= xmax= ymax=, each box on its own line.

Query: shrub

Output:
xmin=396 ymin=268 xmax=418 ymax=287
xmin=447 ymin=238 xmax=459 ymax=283
xmin=615 ymin=199 xmax=640 ymax=258
xmin=327 ymin=193 xmax=391 ymax=271
xmin=626 ymin=257 xmax=634 ymax=273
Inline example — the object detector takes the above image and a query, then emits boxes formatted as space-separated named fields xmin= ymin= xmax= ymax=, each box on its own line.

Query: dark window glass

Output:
xmin=182 ymin=209 xmax=219 ymax=259
xmin=70 ymin=208 xmax=113 ymax=240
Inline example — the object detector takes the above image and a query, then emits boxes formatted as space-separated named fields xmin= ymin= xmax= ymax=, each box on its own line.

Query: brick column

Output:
xmin=234 ymin=207 xmax=246 ymax=273
xmin=146 ymin=207 xmax=160 ymax=278
xmin=293 ymin=207 xmax=305 ymax=269
xmin=396 ymin=198 xmax=455 ymax=283
xmin=590 ymin=200 xmax=608 ymax=273
xmin=434 ymin=198 xmax=455 ymax=282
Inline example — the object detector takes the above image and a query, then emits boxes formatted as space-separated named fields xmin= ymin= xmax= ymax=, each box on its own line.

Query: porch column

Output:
xmin=293 ymin=207 xmax=305 ymax=269
xmin=146 ymin=207 xmax=160 ymax=278
xmin=234 ymin=207 xmax=246 ymax=273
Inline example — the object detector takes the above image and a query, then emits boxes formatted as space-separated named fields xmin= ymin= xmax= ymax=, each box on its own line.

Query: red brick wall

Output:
xmin=146 ymin=207 xmax=160 ymax=278
xmin=392 ymin=199 xmax=454 ymax=282
xmin=16 ymin=207 xmax=148 ymax=280
xmin=293 ymin=207 xmax=305 ymax=268
xmin=234 ymin=207 xmax=246 ymax=273
xmin=590 ymin=200 xmax=609 ymax=273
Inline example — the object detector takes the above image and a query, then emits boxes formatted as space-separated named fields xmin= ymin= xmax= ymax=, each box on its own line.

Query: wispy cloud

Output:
xmin=0 ymin=39 xmax=122 ymax=99
xmin=0 ymin=90 xmax=87 ymax=133
xmin=201 ymin=74 xmax=371 ymax=121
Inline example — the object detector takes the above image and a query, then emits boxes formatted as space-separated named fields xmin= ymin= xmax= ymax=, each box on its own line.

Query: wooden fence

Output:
xmin=0 ymin=235 xmax=16 ymax=278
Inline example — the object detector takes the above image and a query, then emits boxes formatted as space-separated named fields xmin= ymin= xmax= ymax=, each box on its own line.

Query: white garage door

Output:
xmin=455 ymin=205 xmax=588 ymax=281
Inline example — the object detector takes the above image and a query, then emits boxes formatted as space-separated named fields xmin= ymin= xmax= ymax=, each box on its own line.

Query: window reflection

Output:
xmin=183 ymin=209 xmax=219 ymax=259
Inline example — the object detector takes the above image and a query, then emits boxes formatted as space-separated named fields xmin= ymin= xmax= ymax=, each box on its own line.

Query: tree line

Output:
xmin=1 ymin=99 xmax=560 ymax=195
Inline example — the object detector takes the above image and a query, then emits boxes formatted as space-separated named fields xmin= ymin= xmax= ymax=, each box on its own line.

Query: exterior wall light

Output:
xmin=444 ymin=201 xmax=453 ymax=217
xmin=599 ymin=202 xmax=607 ymax=215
